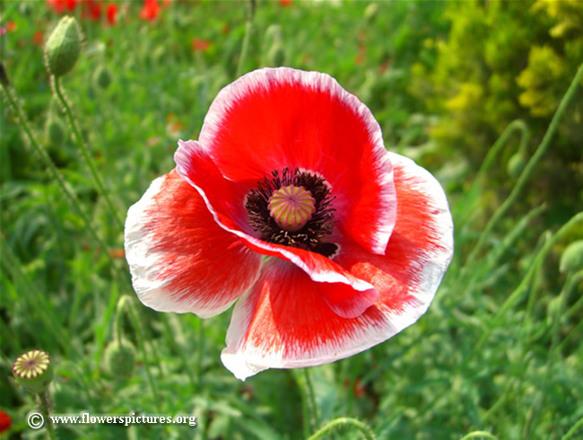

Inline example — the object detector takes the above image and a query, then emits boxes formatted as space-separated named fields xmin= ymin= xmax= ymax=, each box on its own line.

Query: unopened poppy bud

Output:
xmin=264 ymin=24 xmax=282 ymax=46
xmin=507 ymin=152 xmax=526 ymax=178
xmin=12 ymin=350 xmax=53 ymax=394
xmin=364 ymin=3 xmax=379 ymax=23
xmin=93 ymin=65 xmax=112 ymax=90
xmin=44 ymin=16 xmax=82 ymax=77
xmin=560 ymin=240 xmax=583 ymax=274
xmin=104 ymin=339 xmax=136 ymax=379
xmin=45 ymin=116 xmax=65 ymax=145
xmin=267 ymin=43 xmax=286 ymax=67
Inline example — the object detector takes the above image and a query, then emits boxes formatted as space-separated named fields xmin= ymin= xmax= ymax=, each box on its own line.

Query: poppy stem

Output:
xmin=307 ymin=417 xmax=376 ymax=440
xmin=51 ymin=76 xmax=125 ymax=232
xmin=0 ymin=69 xmax=109 ymax=253
xmin=236 ymin=0 xmax=256 ymax=77
xmin=465 ymin=63 xmax=583 ymax=265
xmin=37 ymin=390 xmax=57 ymax=440
xmin=303 ymin=368 xmax=319 ymax=431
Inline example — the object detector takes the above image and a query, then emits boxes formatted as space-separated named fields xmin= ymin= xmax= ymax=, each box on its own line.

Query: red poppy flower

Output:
xmin=106 ymin=3 xmax=118 ymax=25
xmin=0 ymin=410 xmax=11 ymax=433
xmin=47 ymin=0 xmax=79 ymax=13
xmin=82 ymin=0 xmax=102 ymax=21
xmin=125 ymin=68 xmax=453 ymax=380
xmin=192 ymin=38 xmax=211 ymax=53
xmin=140 ymin=0 xmax=160 ymax=21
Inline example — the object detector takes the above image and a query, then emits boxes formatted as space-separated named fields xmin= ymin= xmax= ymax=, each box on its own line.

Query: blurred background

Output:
xmin=1 ymin=0 xmax=582 ymax=439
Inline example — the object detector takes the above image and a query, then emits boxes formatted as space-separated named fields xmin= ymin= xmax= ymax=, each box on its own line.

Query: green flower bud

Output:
xmin=364 ymin=3 xmax=379 ymax=23
xmin=507 ymin=152 xmax=526 ymax=178
xmin=12 ymin=350 xmax=53 ymax=394
xmin=267 ymin=43 xmax=286 ymax=67
xmin=264 ymin=24 xmax=282 ymax=47
xmin=93 ymin=65 xmax=112 ymax=90
xmin=45 ymin=116 xmax=66 ymax=146
xmin=44 ymin=16 xmax=82 ymax=77
xmin=104 ymin=339 xmax=136 ymax=380
xmin=560 ymin=240 xmax=583 ymax=274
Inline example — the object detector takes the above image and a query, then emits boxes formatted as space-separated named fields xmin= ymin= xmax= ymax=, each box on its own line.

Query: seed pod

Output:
xmin=103 ymin=339 xmax=136 ymax=380
xmin=44 ymin=16 xmax=82 ymax=77
xmin=560 ymin=240 xmax=583 ymax=274
xmin=507 ymin=152 xmax=526 ymax=178
xmin=12 ymin=350 xmax=53 ymax=394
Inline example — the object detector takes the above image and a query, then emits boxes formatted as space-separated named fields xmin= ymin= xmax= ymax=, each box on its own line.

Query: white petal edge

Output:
xmin=124 ymin=174 xmax=260 ymax=318
xmin=220 ymin=152 xmax=454 ymax=380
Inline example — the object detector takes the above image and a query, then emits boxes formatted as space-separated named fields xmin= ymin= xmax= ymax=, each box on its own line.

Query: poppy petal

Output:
xmin=220 ymin=153 xmax=452 ymax=380
xmin=175 ymin=139 xmax=375 ymax=293
xmin=124 ymin=170 xmax=261 ymax=318
xmin=195 ymin=67 xmax=397 ymax=255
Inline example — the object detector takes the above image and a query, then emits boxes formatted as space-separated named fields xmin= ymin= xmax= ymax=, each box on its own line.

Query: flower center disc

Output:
xmin=268 ymin=185 xmax=316 ymax=231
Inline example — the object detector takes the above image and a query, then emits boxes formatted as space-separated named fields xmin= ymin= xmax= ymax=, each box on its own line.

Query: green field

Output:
xmin=1 ymin=1 xmax=582 ymax=439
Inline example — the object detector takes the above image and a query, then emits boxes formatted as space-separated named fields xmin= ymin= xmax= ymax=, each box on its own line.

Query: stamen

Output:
xmin=268 ymin=185 xmax=316 ymax=231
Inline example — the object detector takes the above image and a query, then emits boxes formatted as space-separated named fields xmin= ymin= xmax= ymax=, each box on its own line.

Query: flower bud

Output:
xmin=560 ymin=240 xmax=583 ymax=274
xmin=103 ymin=339 xmax=136 ymax=380
xmin=93 ymin=65 xmax=112 ymax=90
xmin=12 ymin=350 xmax=53 ymax=394
xmin=364 ymin=3 xmax=379 ymax=23
xmin=264 ymin=24 xmax=282 ymax=47
xmin=45 ymin=116 xmax=66 ymax=146
xmin=267 ymin=43 xmax=286 ymax=67
xmin=44 ymin=16 xmax=82 ymax=77
xmin=507 ymin=152 xmax=526 ymax=178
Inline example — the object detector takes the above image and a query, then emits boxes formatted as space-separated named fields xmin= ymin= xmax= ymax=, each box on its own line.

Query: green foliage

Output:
xmin=0 ymin=1 xmax=581 ymax=439
xmin=411 ymin=0 xmax=583 ymax=223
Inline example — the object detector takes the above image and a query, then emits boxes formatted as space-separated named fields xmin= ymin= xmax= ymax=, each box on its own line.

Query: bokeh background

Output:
xmin=1 ymin=0 xmax=582 ymax=439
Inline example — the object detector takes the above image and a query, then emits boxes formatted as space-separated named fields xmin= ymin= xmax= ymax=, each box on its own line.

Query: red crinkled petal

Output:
xmin=220 ymin=152 xmax=453 ymax=380
xmin=175 ymin=140 xmax=376 ymax=294
xmin=192 ymin=67 xmax=397 ymax=255
xmin=124 ymin=170 xmax=261 ymax=318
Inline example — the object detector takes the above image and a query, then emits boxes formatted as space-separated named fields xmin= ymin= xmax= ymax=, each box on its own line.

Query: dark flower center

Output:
xmin=245 ymin=168 xmax=338 ymax=257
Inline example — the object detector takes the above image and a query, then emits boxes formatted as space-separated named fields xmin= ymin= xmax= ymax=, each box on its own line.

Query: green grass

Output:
xmin=1 ymin=1 xmax=582 ymax=439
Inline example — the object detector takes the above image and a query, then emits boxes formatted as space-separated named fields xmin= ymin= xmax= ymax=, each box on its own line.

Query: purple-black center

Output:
xmin=245 ymin=168 xmax=338 ymax=257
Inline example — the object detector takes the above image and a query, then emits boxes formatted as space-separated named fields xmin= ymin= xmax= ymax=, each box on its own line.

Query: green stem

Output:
xmin=562 ymin=415 xmax=583 ymax=440
xmin=307 ymin=417 xmax=376 ymax=440
xmin=475 ymin=212 xmax=583 ymax=350
xmin=1 ymin=77 xmax=107 ymax=251
xmin=125 ymin=298 xmax=160 ymax=401
xmin=236 ymin=0 xmax=255 ymax=77
xmin=38 ymin=390 xmax=57 ymax=440
xmin=303 ymin=368 xmax=319 ymax=431
xmin=466 ymin=63 xmax=583 ymax=264
xmin=459 ymin=431 xmax=497 ymax=440
xmin=51 ymin=76 xmax=124 ymax=231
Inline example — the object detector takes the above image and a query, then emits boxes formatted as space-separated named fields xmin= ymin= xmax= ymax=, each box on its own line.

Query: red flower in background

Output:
xmin=0 ymin=410 xmax=11 ymax=433
xmin=125 ymin=68 xmax=453 ymax=380
xmin=82 ymin=0 xmax=102 ymax=21
xmin=33 ymin=31 xmax=44 ymax=46
xmin=279 ymin=0 xmax=293 ymax=7
xmin=47 ymin=0 xmax=78 ymax=13
xmin=192 ymin=38 xmax=211 ymax=53
xmin=106 ymin=3 xmax=118 ymax=25
xmin=140 ymin=0 xmax=160 ymax=21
